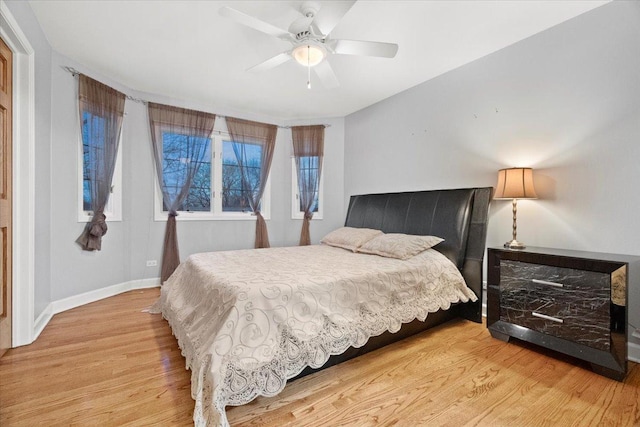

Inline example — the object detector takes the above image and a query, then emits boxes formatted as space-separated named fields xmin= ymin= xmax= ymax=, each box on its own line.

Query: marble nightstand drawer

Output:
xmin=499 ymin=260 xmax=611 ymax=351
xmin=486 ymin=247 xmax=640 ymax=381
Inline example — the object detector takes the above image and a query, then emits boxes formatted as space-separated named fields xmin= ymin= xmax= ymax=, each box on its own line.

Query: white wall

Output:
xmin=344 ymin=1 xmax=640 ymax=348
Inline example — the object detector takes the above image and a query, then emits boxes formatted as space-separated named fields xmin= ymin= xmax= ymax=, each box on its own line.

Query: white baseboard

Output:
xmin=32 ymin=277 xmax=160 ymax=343
xmin=628 ymin=342 xmax=640 ymax=363
xmin=33 ymin=304 xmax=54 ymax=342
xmin=29 ymin=278 xmax=640 ymax=363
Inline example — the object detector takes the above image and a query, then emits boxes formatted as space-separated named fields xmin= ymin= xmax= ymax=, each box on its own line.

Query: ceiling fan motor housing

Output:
xmin=289 ymin=16 xmax=317 ymax=39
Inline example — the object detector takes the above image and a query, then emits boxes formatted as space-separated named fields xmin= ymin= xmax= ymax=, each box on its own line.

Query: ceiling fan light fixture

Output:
xmin=292 ymin=43 xmax=326 ymax=67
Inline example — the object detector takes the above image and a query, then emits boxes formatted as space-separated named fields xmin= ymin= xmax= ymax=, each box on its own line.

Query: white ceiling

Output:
xmin=28 ymin=0 xmax=608 ymax=120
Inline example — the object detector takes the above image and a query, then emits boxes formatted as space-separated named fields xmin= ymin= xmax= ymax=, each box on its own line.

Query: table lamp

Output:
xmin=494 ymin=167 xmax=538 ymax=249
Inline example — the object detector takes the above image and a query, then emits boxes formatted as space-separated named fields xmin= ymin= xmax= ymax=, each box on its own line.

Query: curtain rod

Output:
xmin=62 ymin=66 xmax=331 ymax=129
xmin=63 ymin=66 xmax=147 ymax=104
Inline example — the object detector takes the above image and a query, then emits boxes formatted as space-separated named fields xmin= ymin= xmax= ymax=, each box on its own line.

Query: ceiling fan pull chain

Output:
xmin=307 ymin=45 xmax=312 ymax=89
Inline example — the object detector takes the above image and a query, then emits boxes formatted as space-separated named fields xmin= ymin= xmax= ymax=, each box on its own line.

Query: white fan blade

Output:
xmin=219 ymin=6 xmax=291 ymax=40
xmin=330 ymin=39 xmax=398 ymax=58
xmin=312 ymin=1 xmax=357 ymax=35
xmin=313 ymin=61 xmax=340 ymax=89
xmin=247 ymin=52 xmax=292 ymax=73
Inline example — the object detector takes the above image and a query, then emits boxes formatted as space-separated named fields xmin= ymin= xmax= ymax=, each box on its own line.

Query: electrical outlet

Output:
xmin=146 ymin=260 xmax=158 ymax=267
xmin=633 ymin=329 xmax=640 ymax=339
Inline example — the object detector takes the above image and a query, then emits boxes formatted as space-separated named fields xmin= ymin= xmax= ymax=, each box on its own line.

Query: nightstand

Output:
xmin=487 ymin=246 xmax=640 ymax=381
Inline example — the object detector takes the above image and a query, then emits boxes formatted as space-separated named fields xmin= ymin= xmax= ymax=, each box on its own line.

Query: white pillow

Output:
xmin=357 ymin=233 xmax=444 ymax=260
xmin=320 ymin=227 xmax=383 ymax=252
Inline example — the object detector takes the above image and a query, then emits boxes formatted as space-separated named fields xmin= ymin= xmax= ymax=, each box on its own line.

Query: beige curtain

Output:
xmin=75 ymin=74 xmax=126 ymax=251
xmin=226 ymin=117 xmax=277 ymax=248
xmin=292 ymin=125 xmax=324 ymax=245
xmin=148 ymin=103 xmax=216 ymax=282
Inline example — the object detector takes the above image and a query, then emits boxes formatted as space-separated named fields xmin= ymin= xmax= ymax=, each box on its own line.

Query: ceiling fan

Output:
xmin=219 ymin=1 xmax=399 ymax=89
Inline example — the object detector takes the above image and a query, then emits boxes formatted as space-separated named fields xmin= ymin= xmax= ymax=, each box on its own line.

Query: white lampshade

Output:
xmin=292 ymin=44 xmax=326 ymax=67
xmin=494 ymin=167 xmax=538 ymax=200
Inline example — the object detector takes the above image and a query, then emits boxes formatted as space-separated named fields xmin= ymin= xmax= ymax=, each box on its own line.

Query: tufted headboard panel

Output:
xmin=344 ymin=187 xmax=492 ymax=322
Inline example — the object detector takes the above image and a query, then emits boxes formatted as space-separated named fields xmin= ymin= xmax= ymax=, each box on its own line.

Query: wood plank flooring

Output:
xmin=0 ymin=288 xmax=638 ymax=426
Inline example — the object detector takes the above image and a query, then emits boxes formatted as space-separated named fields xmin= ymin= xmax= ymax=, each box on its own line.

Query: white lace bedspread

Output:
xmin=158 ymin=244 xmax=477 ymax=426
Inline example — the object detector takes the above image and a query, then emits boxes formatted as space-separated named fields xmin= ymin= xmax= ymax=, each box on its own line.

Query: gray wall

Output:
xmin=344 ymin=1 xmax=640 ymax=345
xmin=48 ymin=52 xmax=345 ymax=302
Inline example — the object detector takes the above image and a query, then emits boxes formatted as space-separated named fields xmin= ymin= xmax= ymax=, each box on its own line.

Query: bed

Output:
xmin=158 ymin=187 xmax=492 ymax=426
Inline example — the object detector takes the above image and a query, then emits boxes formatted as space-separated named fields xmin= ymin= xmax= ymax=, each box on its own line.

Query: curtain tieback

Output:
xmin=89 ymin=212 xmax=108 ymax=237
xmin=168 ymin=211 xmax=178 ymax=218
xmin=303 ymin=212 xmax=314 ymax=221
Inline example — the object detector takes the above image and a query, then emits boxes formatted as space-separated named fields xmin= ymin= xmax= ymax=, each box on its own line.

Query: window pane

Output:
xmin=83 ymin=180 xmax=91 ymax=211
xmin=297 ymin=156 xmax=319 ymax=213
xmin=222 ymin=140 xmax=262 ymax=212
xmin=184 ymin=161 xmax=211 ymax=211
xmin=162 ymin=132 xmax=211 ymax=212
xmin=81 ymin=111 xmax=106 ymax=212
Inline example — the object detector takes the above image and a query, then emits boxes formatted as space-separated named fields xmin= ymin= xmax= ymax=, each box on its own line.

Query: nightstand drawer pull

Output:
xmin=532 ymin=312 xmax=564 ymax=323
xmin=532 ymin=279 xmax=564 ymax=288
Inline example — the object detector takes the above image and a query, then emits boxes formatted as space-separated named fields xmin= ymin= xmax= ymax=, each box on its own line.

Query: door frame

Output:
xmin=0 ymin=1 xmax=36 ymax=347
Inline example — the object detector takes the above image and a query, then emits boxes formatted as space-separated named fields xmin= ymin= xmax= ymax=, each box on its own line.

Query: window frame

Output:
xmin=291 ymin=156 xmax=323 ymax=220
xmin=158 ymin=124 xmax=213 ymax=214
xmin=153 ymin=134 xmax=271 ymax=221
xmin=77 ymin=119 xmax=123 ymax=223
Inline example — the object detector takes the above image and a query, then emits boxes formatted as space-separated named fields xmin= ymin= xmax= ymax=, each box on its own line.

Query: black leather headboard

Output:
xmin=344 ymin=187 xmax=492 ymax=322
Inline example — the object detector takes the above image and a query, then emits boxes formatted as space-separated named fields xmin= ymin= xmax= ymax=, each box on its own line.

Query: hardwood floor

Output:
xmin=1 ymin=288 xmax=638 ymax=426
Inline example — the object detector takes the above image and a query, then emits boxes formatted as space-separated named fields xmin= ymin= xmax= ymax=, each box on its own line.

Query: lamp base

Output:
xmin=504 ymin=239 xmax=526 ymax=249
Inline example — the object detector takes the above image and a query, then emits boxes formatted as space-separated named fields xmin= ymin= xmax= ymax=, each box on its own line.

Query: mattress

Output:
xmin=158 ymin=244 xmax=477 ymax=426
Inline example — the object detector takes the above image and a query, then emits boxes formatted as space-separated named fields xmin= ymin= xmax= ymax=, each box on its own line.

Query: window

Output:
xmin=154 ymin=135 xmax=270 ymax=220
xmin=291 ymin=156 xmax=323 ymax=220
xmin=78 ymin=111 xmax=122 ymax=222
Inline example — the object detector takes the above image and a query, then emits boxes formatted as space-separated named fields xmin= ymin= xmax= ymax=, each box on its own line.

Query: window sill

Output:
xmin=153 ymin=212 xmax=271 ymax=222
xmin=292 ymin=211 xmax=323 ymax=220
xmin=78 ymin=213 xmax=122 ymax=223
